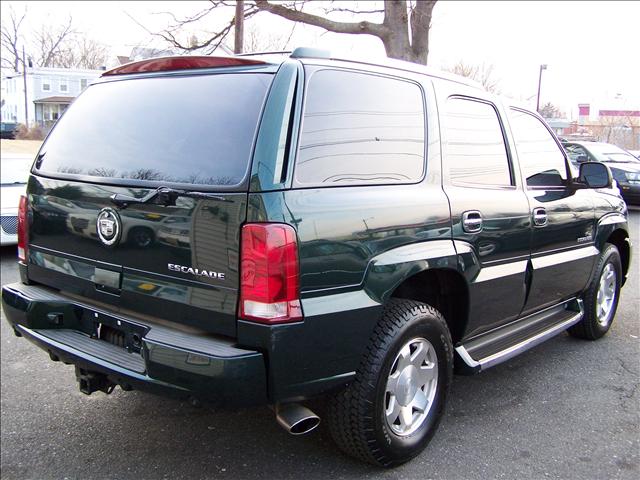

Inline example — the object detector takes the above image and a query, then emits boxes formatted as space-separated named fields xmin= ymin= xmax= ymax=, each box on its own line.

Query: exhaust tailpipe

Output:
xmin=275 ymin=403 xmax=320 ymax=435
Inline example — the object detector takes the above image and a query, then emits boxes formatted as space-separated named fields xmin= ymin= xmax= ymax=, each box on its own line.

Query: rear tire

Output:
xmin=327 ymin=299 xmax=453 ymax=467
xmin=569 ymin=243 xmax=622 ymax=340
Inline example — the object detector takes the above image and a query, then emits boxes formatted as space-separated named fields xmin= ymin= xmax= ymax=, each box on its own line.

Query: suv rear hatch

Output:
xmin=25 ymin=64 xmax=275 ymax=337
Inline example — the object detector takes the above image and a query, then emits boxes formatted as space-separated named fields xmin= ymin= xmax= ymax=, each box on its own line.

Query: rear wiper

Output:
xmin=110 ymin=186 xmax=227 ymax=209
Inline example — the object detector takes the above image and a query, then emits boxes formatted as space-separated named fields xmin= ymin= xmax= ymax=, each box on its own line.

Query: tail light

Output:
xmin=17 ymin=195 xmax=28 ymax=263
xmin=239 ymin=223 xmax=302 ymax=324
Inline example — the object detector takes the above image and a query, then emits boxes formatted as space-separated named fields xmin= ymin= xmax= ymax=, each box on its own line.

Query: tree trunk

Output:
xmin=234 ymin=0 xmax=244 ymax=54
xmin=381 ymin=0 xmax=412 ymax=61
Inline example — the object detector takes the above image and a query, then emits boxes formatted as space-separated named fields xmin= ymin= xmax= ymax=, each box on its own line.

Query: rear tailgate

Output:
xmin=25 ymin=69 xmax=274 ymax=336
xmin=27 ymin=180 xmax=245 ymax=336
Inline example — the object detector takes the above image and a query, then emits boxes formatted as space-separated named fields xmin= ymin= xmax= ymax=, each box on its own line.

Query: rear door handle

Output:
xmin=533 ymin=207 xmax=548 ymax=227
xmin=462 ymin=210 xmax=483 ymax=233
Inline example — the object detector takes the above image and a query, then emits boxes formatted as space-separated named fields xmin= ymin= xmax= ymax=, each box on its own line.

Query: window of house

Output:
xmin=80 ymin=78 xmax=88 ymax=90
xmin=444 ymin=97 xmax=512 ymax=186
xmin=294 ymin=69 xmax=425 ymax=187
xmin=42 ymin=80 xmax=51 ymax=92
xmin=59 ymin=79 xmax=68 ymax=93
xmin=509 ymin=108 xmax=568 ymax=187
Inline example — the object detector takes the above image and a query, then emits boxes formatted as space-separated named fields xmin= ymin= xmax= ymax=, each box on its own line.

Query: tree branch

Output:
xmin=323 ymin=7 xmax=385 ymax=15
xmin=1 ymin=7 xmax=26 ymax=71
xmin=255 ymin=0 xmax=388 ymax=37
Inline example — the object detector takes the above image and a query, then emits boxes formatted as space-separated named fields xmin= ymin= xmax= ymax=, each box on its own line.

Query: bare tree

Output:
xmin=55 ymin=36 xmax=109 ymax=69
xmin=154 ymin=0 xmax=438 ymax=65
xmin=597 ymin=113 xmax=634 ymax=145
xmin=0 ymin=6 xmax=26 ymax=71
xmin=538 ymin=102 xmax=564 ymax=119
xmin=2 ymin=11 xmax=108 ymax=71
xmin=446 ymin=60 xmax=500 ymax=93
xmin=243 ymin=23 xmax=293 ymax=53
xmin=32 ymin=16 xmax=75 ymax=67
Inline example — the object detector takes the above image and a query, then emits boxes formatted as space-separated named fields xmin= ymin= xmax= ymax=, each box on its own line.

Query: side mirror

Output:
xmin=576 ymin=154 xmax=588 ymax=163
xmin=578 ymin=161 xmax=612 ymax=189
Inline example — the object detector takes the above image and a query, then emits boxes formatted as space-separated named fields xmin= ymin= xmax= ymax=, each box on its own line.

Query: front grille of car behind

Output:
xmin=1 ymin=215 xmax=18 ymax=235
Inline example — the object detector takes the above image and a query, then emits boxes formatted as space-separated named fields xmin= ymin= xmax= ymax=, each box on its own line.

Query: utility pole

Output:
xmin=22 ymin=46 xmax=29 ymax=127
xmin=536 ymin=64 xmax=547 ymax=113
xmin=234 ymin=0 xmax=244 ymax=54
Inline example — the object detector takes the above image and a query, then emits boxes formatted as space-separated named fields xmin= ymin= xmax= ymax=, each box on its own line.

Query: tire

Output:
xmin=327 ymin=299 xmax=453 ymax=467
xmin=569 ymin=243 xmax=622 ymax=340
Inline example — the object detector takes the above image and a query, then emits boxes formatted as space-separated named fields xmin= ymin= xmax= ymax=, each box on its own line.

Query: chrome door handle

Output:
xmin=533 ymin=207 xmax=548 ymax=227
xmin=462 ymin=210 xmax=483 ymax=233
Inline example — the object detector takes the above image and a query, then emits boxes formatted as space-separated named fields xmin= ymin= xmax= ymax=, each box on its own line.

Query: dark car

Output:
xmin=0 ymin=121 xmax=19 ymax=139
xmin=563 ymin=141 xmax=640 ymax=205
xmin=1 ymin=49 xmax=632 ymax=467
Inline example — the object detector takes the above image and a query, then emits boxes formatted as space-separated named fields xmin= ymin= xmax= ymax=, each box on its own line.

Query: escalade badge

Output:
xmin=96 ymin=208 xmax=121 ymax=246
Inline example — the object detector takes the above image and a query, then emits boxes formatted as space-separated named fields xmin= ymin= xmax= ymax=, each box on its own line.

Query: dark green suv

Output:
xmin=1 ymin=49 xmax=632 ymax=467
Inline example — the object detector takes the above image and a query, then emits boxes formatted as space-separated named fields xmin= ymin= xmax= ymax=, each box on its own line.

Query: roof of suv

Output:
xmin=103 ymin=47 xmax=483 ymax=90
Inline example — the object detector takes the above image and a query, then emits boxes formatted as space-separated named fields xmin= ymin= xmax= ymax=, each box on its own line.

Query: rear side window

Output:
xmin=36 ymin=73 xmax=272 ymax=188
xmin=295 ymin=69 xmax=425 ymax=186
xmin=509 ymin=108 xmax=568 ymax=187
xmin=443 ymin=97 xmax=512 ymax=186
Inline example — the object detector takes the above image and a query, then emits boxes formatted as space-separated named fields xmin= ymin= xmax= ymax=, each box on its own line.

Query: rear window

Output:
xmin=36 ymin=73 xmax=272 ymax=188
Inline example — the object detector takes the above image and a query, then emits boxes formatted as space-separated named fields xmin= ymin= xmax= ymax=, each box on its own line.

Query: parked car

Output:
xmin=0 ymin=122 xmax=18 ymax=139
xmin=563 ymin=141 xmax=640 ymax=204
xmin=1 ymin=155 xmax=31 ymax=245
xmin=1 ymin=49 xmax=632 ymax=467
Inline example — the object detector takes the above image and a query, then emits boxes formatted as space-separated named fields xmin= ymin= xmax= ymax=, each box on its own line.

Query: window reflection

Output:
xmin=444 ymin=98 xmax=512 ymax=186
xmin=296 ymin=70 xmax=425 ymax=186
xmin=36 ymin=74 xmax=272 ymax=187
xmin=509 ymin=109 xmax=568 ymax=187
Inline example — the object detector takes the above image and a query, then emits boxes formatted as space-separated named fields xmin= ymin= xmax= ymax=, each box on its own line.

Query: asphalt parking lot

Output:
xmin=1 ymin=211 xmax=638 ymax=480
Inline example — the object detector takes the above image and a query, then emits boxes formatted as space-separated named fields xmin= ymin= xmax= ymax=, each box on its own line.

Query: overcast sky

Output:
xmin=2 ymin=1 xmax=639 ymax=118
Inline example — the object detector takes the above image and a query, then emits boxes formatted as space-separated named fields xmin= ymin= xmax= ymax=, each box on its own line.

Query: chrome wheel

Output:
xmin=384 ymin=337 xmax=438 ymax=436
xmin=596 ymin=263 xmax=617 ymax=327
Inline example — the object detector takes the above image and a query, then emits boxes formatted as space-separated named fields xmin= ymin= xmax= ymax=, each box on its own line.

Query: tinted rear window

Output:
xmin=36 ymin=73 xmax=272 ymax=187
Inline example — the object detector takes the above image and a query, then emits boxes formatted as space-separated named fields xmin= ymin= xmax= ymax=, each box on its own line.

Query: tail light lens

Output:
xmin=239 ymin=223 xmax=302 ymax=324
xmin=17 ymin=195 xmax=28 ymax=262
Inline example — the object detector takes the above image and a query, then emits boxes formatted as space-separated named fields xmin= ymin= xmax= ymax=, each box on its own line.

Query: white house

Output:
xmin=1 ymin=66 xmax=103 ymax=128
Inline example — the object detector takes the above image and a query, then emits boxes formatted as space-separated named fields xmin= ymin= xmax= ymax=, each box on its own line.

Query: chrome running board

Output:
xmin=456 ymin=299 xmax=583 ymax=372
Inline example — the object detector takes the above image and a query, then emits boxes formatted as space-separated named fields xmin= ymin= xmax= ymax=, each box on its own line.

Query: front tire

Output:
xmin=569 ymin=243 xmax=622 ymax=340
xmin=327 ymin=299 xmax=453 ymax=467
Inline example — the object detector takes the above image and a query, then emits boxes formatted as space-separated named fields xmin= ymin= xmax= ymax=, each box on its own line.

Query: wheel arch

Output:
xmin=364 ymin=240 xmax=470 ymax=344
xmin=606 ymin=228 xmax=631 ymax=284
xmin=390 ymin=268 xmax=469 ymax=345
xmin=595 ymin=213 xmax=631 ymax=286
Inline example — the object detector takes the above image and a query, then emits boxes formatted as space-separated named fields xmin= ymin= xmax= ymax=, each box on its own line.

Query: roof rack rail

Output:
xmin=290 ymin=47 xmax=332 ymax=59
xmin=236 ymin=51 xmax=292 ymax=57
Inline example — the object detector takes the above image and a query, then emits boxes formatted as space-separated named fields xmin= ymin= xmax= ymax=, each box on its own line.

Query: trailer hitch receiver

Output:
xmin=75 ymin=367 xmax=116 ymax=395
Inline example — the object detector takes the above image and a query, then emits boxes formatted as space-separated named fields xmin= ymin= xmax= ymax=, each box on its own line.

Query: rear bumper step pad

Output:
xmin=2 ymin=282 xmax=268 ymax=407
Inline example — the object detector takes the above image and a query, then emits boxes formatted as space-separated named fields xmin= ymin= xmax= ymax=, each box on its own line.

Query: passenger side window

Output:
xmin=443 ymin=98 xmax=512 ymax=186
xmin=509 ymin=109 xmax=568 ymax=187
xmin=295 ymin=70 xmax=425 ymax=186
